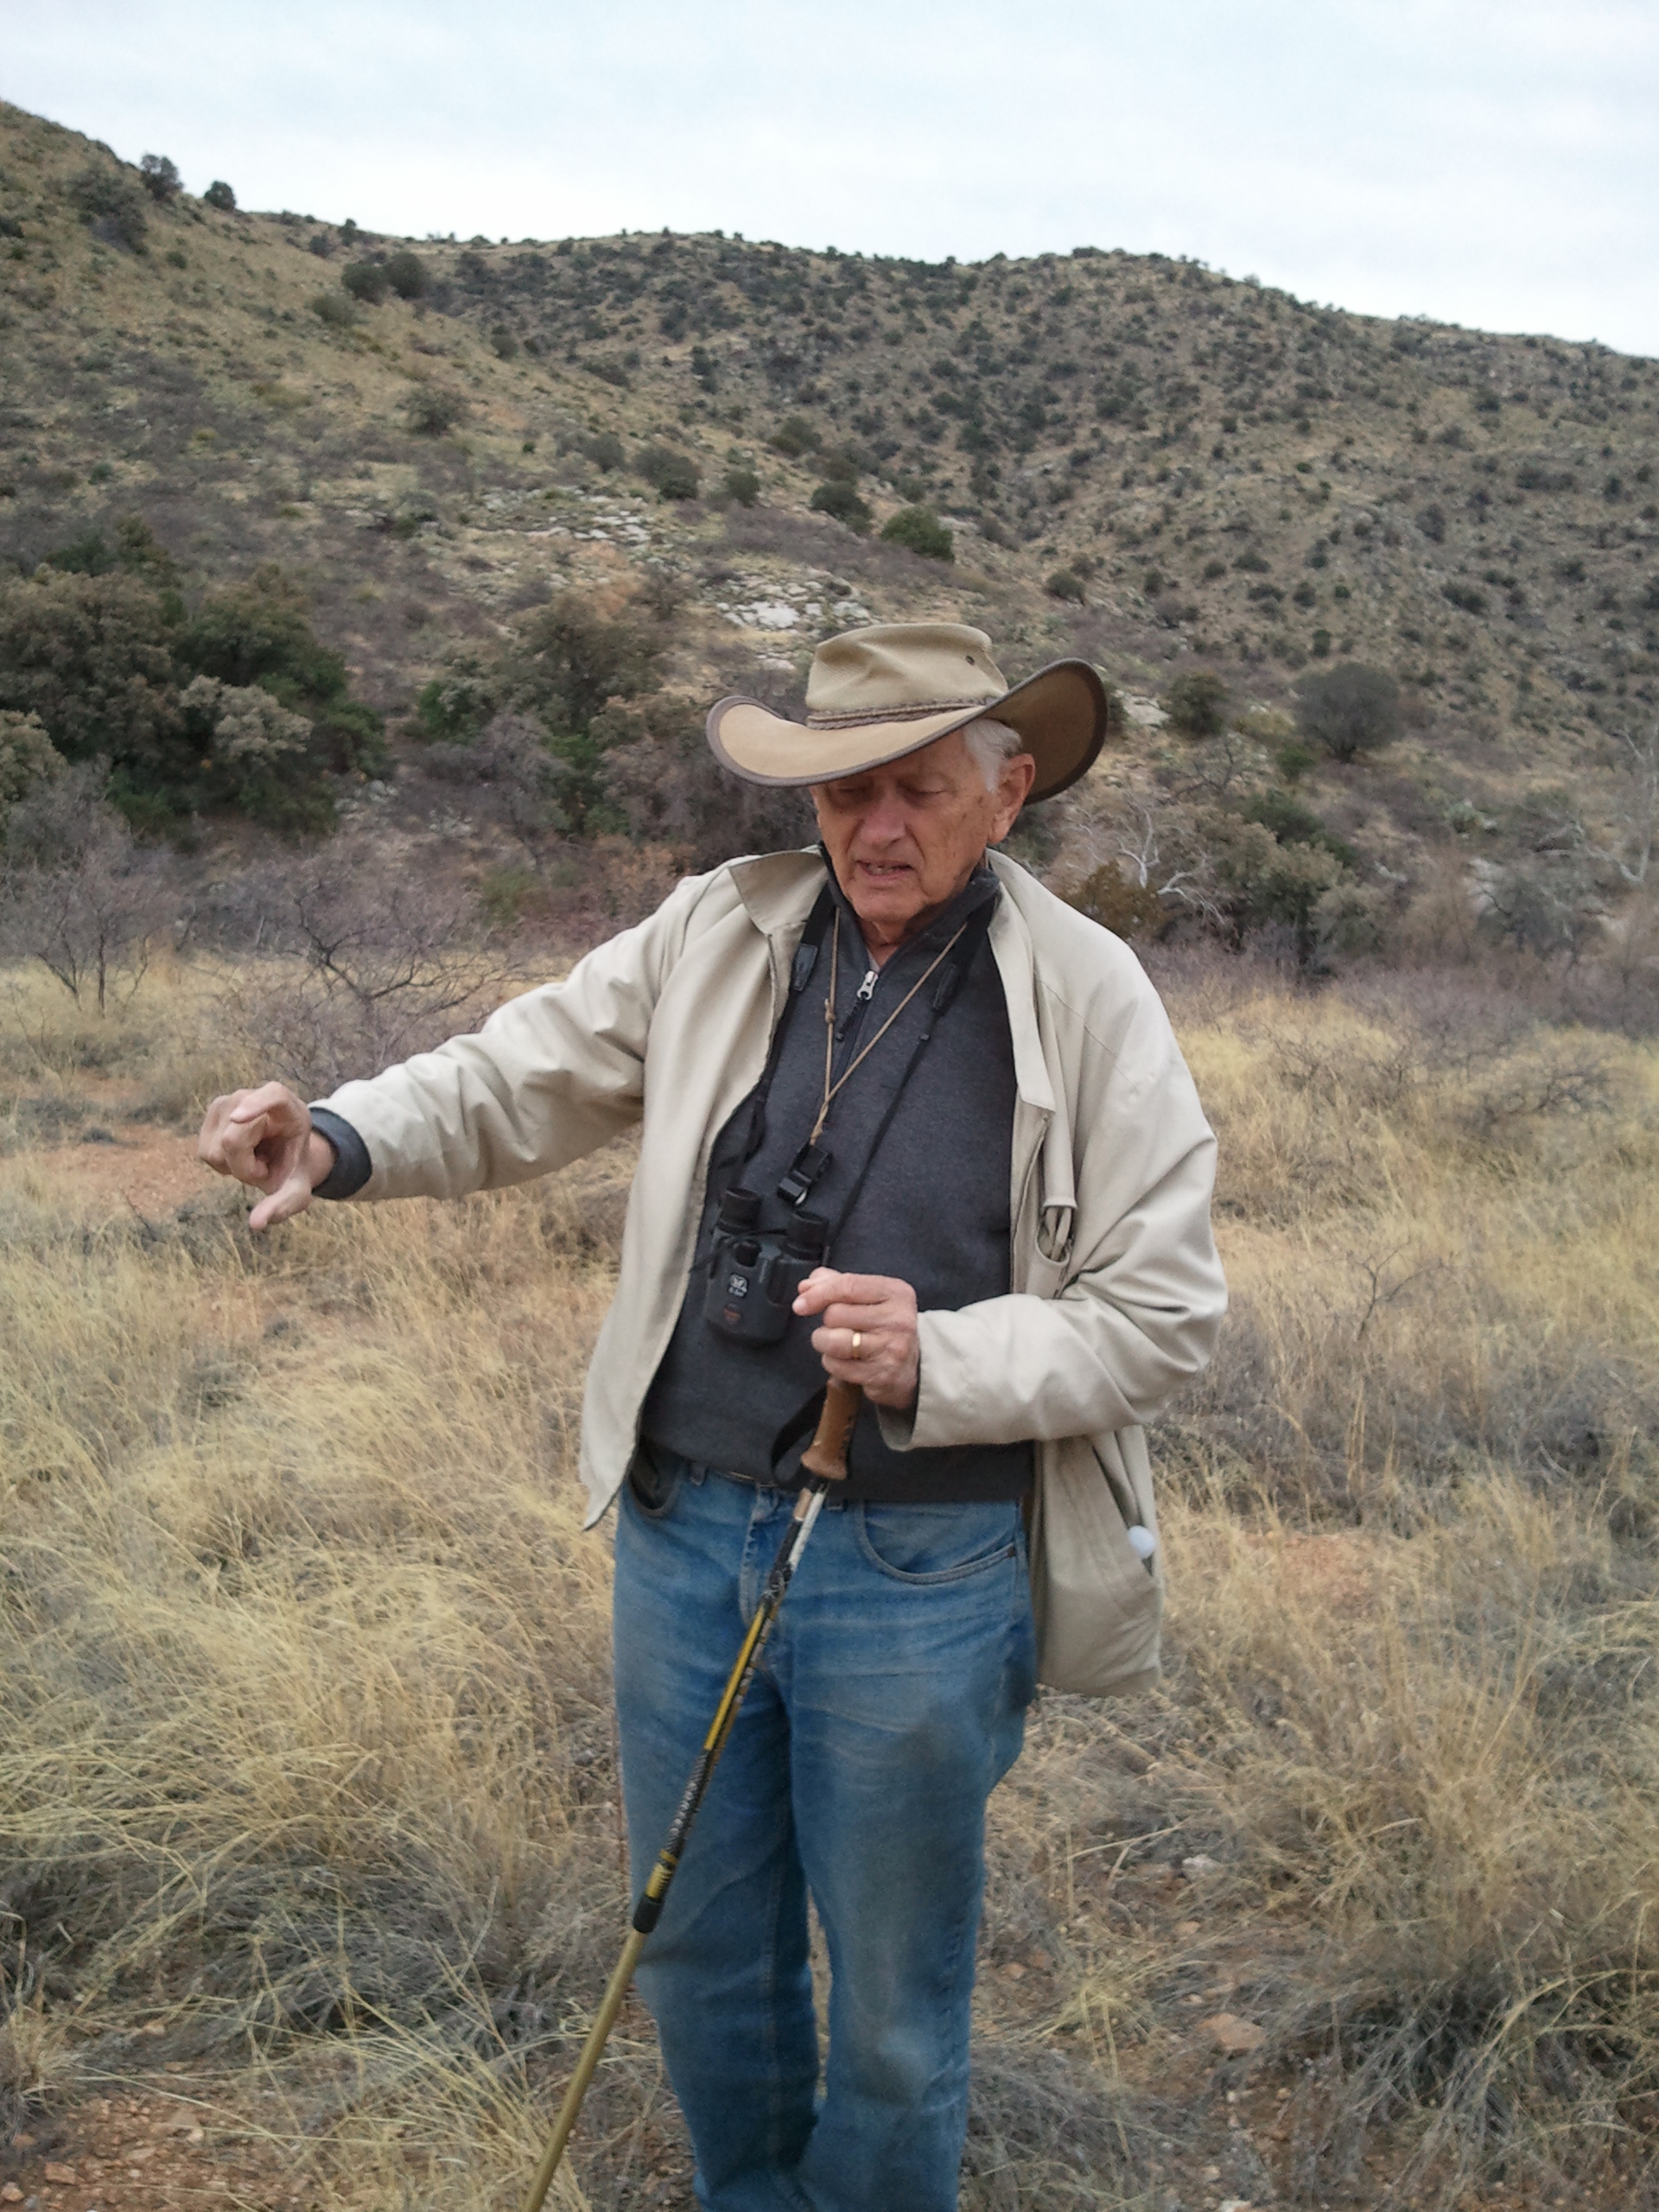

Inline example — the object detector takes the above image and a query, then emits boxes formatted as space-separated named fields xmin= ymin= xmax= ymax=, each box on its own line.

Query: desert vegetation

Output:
xmin=3 ymin=88 xmax=1659 ymax=2212
xmin=2 ymin=935 xmax=1656 ymax=2210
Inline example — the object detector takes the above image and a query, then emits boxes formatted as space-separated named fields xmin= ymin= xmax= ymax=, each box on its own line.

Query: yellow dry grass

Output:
xmin=2 ymin=952 xmax=1657 ymax=2209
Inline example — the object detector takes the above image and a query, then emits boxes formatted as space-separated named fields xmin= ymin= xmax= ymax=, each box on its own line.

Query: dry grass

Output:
xmin=2 ymin=952 xmax=1657 ymax=2209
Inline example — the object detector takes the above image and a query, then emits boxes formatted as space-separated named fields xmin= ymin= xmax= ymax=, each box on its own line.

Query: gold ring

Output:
xmin=851 ymin=1331 xmax=862 ymax=1357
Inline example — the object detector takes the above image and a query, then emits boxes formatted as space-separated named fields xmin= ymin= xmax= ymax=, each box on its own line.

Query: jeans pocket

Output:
xmin=854 ymin=1501 xmax=1020 ymax=1586
xmin=626 ymin=1440 xmax=683 ymax=1521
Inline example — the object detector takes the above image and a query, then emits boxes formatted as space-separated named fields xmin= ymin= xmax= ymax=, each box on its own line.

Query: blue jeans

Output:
xmin=613 ymin=1458 xmax=1036 ymax=2212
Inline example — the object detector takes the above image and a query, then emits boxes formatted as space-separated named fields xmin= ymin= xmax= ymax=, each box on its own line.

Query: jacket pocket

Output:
xmin=1028 ymin=1432 xmax=1162 ymax=1696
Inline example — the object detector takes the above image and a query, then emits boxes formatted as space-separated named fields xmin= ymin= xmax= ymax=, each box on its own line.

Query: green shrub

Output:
xmin=770 ymin=414 xmax=820 ymax=459
xmin=383 ymin=250 xmax=429 ymax=300
xmin=638 ymin=446 xmax=701 ymax=501
xmin=67 ymin=164 xmax=148 ymax=251
xmin=1233 ymin=549 xmax=1270 ymax=574
xmin=1165 ymin=669 xmax=1229 ymax=738
xmin=1045 ymin=569 xmax=1085 ymax=603
xmin=405 ymin=386 xmax=467 ymax=436
xmin=139 ymin=154 xmax=181 ymax=204
xmin=583 ymin=432 xmax=625 ymax=474
xmin=809 ymin=480 xmax=872 ymax=532
xmin=311 ymin=291 xmax=358 ymax=328
xmin=1066 ymin=861 xmax=1166 ymax=939
xmin=203 ymin=180 xmax=236 ymax=212
xmin=490 ymin=325 xmax=518 ymax=359
xmin=341 ymin=261 xmax=389 ymax=304
xmin=1294 ymin=661 xmax=1402 ymax=761
xmin=1241 ymin=787 xmax=1357 ymax=869
xmin=1443 ymin=582 xmax=1488 ymax=615
xmin=415 ymin=660 xmax=496 ymax=741
xmin=0 ymin=560 xmax=382 ymax=832
xmin=1202 ymin=558 xmax=1226 ymax=580
xmin=1275 ymin=740 xmax=1319 ymax=784
xmin=722 ymin=465 xmax=760 ymax=507
xmin=0 ymin=709 xmax=65 ymax=811
xmin=510 ymin=595 xmax=662 ymax=737
xmin=880 ymin=506 xmax=953 ymax=562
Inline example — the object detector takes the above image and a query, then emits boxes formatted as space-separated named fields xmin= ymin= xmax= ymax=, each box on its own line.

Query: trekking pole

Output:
xmin=518 ymin=1381 xmax=862 ymax=2212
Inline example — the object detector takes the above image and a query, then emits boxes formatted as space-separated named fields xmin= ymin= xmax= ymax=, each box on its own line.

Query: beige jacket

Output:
xmin=322 ymin=849 xmax=1226 ymax=1695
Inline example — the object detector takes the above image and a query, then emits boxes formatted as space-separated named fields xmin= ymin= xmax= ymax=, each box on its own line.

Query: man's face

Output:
xmin=810 ymin=730 xmax=1036 ymax=950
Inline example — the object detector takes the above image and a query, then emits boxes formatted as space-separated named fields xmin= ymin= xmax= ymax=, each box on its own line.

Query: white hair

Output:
xmin=959 ymin=716 xmax=1027 ymax=792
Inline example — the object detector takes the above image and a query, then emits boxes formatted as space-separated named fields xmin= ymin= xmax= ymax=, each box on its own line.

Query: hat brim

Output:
xmin=707 ymin=658 xmax=1107 ymax=805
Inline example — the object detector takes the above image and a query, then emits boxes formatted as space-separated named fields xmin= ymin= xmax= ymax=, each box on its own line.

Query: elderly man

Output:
xmin=200 ymin=620 xmax=1224 ymax=2212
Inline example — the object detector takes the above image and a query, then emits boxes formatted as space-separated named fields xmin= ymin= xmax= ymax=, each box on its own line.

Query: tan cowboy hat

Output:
xmin=706 ymin=621 xmax=1108 ymax=803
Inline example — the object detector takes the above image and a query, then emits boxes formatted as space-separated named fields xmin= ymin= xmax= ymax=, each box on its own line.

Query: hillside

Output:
xmin=2 ymin=93 xmax=1657 ymax=973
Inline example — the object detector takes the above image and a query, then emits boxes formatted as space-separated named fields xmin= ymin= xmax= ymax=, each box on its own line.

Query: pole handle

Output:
xmin=800 ymin=1379 xmax=861 ymax=1481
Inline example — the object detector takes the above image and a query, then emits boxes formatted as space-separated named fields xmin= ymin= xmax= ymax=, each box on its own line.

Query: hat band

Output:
xmin=804 ymin=694 xmax=1001 ymax=730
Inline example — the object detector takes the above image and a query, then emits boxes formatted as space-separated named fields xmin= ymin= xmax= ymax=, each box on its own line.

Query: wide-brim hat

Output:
xmin=707 ymin=621 xmax=1107 ymax=804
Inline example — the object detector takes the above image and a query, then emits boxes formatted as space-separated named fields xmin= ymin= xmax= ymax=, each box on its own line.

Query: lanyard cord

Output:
xmin=808 ymin=912 xmax=969 ymax=1148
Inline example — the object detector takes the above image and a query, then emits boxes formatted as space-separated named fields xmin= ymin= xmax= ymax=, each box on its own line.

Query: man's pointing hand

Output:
xmin=198 ymin=1082 xmax=334 ymax=1232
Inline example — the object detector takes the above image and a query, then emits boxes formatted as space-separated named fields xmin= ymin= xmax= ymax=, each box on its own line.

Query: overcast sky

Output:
xmin=8 ymin=0 xmax=1657 ymax=356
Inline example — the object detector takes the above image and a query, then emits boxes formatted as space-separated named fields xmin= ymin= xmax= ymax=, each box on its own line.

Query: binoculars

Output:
xmin=702 ymin=1186 xmax=828 ymax=1346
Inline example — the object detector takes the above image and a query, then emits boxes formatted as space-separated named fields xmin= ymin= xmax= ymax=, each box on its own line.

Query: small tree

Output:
xmin=404 ymin=386 xmax=467 ymax=436
xmin=341 ymin=260 xmax=389 ymax=304
xmin=809 ymin=480 xmax=872 ymax=532
xmin=1294 ymin=661 xmax=1402 ymax=761
xmin=139 ymin=154 xmax=181 ymax=204
xmin=638 ymin=446 xmax=700 ymax=501
xmin=880 ymin=507 xmax=954 ymax=563
xmin=383 ymin=249 xmax=429 ymax=300
xmin=67 ymin=163 xmax=148 ymax=251
xmin=203 ymin=180 xmax=237 ymax=212
xmin=770 ymin=415 xmax=820 ymax=459
xmin=1165 ymin=670 xmax=1229 ymax=739
xmin=0 ymin=766 xmax=166 ymax=1013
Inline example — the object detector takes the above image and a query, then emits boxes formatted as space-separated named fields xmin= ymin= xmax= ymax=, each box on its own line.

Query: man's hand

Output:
xmin=198 ymin=1082 xmax=334 ymax=1232
xmin=793 ymin=1268 xmax=920 ymax=1413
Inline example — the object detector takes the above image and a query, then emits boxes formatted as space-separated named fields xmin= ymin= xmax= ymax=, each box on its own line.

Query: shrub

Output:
xmin=202 ymin=180 xmax=236 ymax=212
xmin=1233 ymin=549 xmax=1270 ymax=574
xmin=723 ymin=465 xmax=760 ymax=508
xmin=1241 ymin=786 xmax=1357 ymax=869
xmin=583 ymin=432 xmax=625 ymax=474
xmin=341 ymin=261 xmax=389 ymax=304
xmin=383 ymin=249 xmax=429 ymax=300
xmin=1275 ymin=739 xmax=1319 ymax=784
xmin=770 ymin=414 xmax=821 ymax=459
xmin=809 ymin=480 xmax=872 ymax=532
xmin=67 ymin=164 xmax=148 ymax=251
xmin=0 ymin=709 xmax=64 ymax=812
xmin=1065 ymin=861 xmax=1166 ymax=938
xmin=880 ymin=506 xmax=954 ymax=562
xmin=0 ymin=562 xmax=381 ymax=832
xmin=1202 ymin=558 xmax=1226 ymax=581
xmin=490 ymin=325 xmax=518 ymax=359
xmin=138 ymin=154 xmax=181 ymax=204
xmin=1295 ymin=660 xmax=1402 ymax=761
xmin=510 ymin=594 xmax=662 ymax=739
xmin=1045 ymin=569 xmax=1085 ymax=603
xmin=404 ymin=387 xmax=467 ymax=436
xmin=310 ymin=291 xmax=358 ymax=328
xmin=638 ymin=446 xmax=700 ymax=502
xmin=1165 ymin=669 xmax=1229 ymax=739
xmin=1443 ymin=582 xmax=1488 ymax=615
